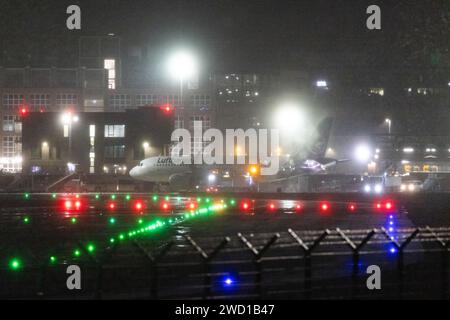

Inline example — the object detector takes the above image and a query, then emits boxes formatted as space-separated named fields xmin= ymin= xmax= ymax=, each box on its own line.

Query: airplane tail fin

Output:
xmin=307 ymin=117 xmax=334 ymax=159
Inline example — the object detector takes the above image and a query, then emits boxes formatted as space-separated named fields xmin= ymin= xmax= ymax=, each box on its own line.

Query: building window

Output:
xmin=104 ymin=125 xmax=125 ymax=138
xmin=3 ymin=115 xmax=19 ymax=132
xmin=2 ymin=94 xmax=24 ymax=111
xmin=104 ymin=59 xmax=116 ymax=90
xmin=104 ymin=145 xmax=125 ymax=159
xmin=1 ymin=136 xmax=21 ymax=172
xmin=110 ymin=94 xmax=131 ymax=111
xmin=89 ymin=125 xmax=96 ymax=137
xmin=175 ymin=115 xmax=184 ymax=129
xmin=30 ymin=94 xmax=50 ymax=112
xmin=136 ymin=94 xmax=158 ymax=106
xmin=191 ymin=95 xmax=211 ymax=108
xmin=56 ymin=94 xmax=78 ymax=111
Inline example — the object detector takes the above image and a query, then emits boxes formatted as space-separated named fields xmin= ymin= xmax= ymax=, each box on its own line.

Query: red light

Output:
xmin=20 ymin=107 xmax=29 ymax=117
xmin=376 ymin=202 xmax=382 ymax=210
xmin=75 ymin=201 xmax=82 ymax=210
xmin=320 ymin=202 xmax=330 ymax=212
xmin=242 ymin=202 xmax=250 ymax=211
xmin=348 ymin=203 xmax=357 ymax=212
xmin=385 ymin=202 xmax=393 ymax=210
xmin=134 ymin=201 xmax=144 ymax=211
xmin=188 ymin=202 xmax=197 ymax=210
xmin=64 ymin=200 xmax=73 ymax=210
xmin=161 ymin=104 xmax=174 ymax=113
xmin=295 ymin=204 xmax=302 ymax=212
xmin=108 ymin=202 xmax=116 ymax=210
xmin=161 ymin=202 xmax=170 ymax=211
xmin=268 ymin=203 xmax=276 ymax=211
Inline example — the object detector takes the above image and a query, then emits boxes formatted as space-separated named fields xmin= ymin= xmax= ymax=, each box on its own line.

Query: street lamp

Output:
xmin=61 ymin=112 xmax=79 ymax=162
xmin=167 ymin=50 xmax=198 ymax=106
xmin=385 ymin=118 xmax=392 ymax=134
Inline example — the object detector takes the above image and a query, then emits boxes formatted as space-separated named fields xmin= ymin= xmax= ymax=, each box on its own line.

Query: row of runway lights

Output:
xmin=23 ymin=193 xmax=396 ymax=215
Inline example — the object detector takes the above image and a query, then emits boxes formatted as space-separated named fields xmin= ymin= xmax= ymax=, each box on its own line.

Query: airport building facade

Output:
xmin=21 ymin=107 xmax=173 ymax=176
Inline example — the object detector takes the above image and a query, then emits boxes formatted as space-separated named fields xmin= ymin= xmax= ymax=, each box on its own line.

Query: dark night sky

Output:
xmin=0 ymin=0 xmax=449 ymax=71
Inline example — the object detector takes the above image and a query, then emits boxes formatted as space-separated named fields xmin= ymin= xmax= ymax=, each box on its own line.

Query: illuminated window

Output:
xmin=89 ymin=125 xmax=96 ymax=137
xmin=104 ymin=125 xmax=125 ymax=138
xmin=3 ymin=115 xmax=19 ymax=132
xmin=104 ymin=59 xmax=116 ymax=90
xmin=63 ymin=125 xmax=69 ymax=138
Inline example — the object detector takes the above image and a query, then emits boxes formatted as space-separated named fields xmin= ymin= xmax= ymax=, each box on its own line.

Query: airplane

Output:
xmin=129 ymin=117 xmax=347 ymax=189
xmin=276 ymin=117 xmax=349 ymax=176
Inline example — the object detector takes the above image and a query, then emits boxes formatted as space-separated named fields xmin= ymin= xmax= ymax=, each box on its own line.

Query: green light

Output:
xmin=125 ymin=194 xmax=131 ymax=201
xmin=177 ymin=197 xmax=181 ymax=202
xmin=95 ymin=194 xmax=100 ymax=200
xmin=197 ymin=197 xmax=202 ymax=203
xmin=52 ymin=193 xmax=57 ymax=199
xmin=9 ymin=258 xmax=21 ymax=271
xmin=111 ymin=194 xmax=116 ymax=200
xmin=87 ymin=244 xmax=95 ymax=253
xmin=50 ymin=256 xmax=57 ymax=264
xmin=169 ymin=219 xmax=173 ymax=224
xmin=71 ymin=217 xmax=77 ymax=224
xmin=24 ymin=193 xmax=30 ymax=200
xmin=206 ymin=198 xmax=211 ymax=203
xmin=230 ymin=199 xmax=236 ymax=205
xmin=119 ymin=234 xmax=124 ymax=240
xmin=152 ymin=195 xmax=158 ymax=202
xmin=109 ymin=217 xmax=116 ymax=225
xmin=74 ymin=250 xmax=81 ymax=257
xmin=110 ymin=238 xmax=115 ymax=244
xmin=23 ymin=217 xmax=30 ymax=224
xmin=138 ymin=219 xmax=143 ymax=224
xmin=165 ymin=195 xmax=170 ymax=201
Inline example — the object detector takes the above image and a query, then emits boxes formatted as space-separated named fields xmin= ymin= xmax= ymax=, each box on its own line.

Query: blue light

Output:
xmin=389 ymin=227 xmax=394 ymax=232
xmin=389 ymin=247 xmax=397 ymax=254
xmin=224 ymin=277 xmax=234 ymax=287
xmin=389 ymin=221 xmax=394 ymax=226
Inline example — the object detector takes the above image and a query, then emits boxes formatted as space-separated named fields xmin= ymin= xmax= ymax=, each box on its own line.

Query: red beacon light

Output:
xmin=161 ymin=202 xmax=170 ymax=211
xmin=268 ymin=202 xmax=276 ymax=212
xmin=134 ymin=201 xmax=144 ymax=212
xmin=241 ymin=201 xmax=250 ymax=211
xmin=385 ymin=201 xmax=394 ymax=211
xmin=188 ymin=202 xmax=197 ymax=211
xmin=20 ymin=106 xmax=29 ymax=117
xmin=161 ymin=104 xmax=174 ymax=114
xmin=320 ymin=202 xmax=330 ymax=212
xmin=348 ymin=203 xmax=357 ymax=212
xmin=108 ymin=202 xmax=117 ymax=210
xmin=64 ymin=200 xmax=73 ymax=211
xmin=295 ymin=203 xmax=303 ymax=212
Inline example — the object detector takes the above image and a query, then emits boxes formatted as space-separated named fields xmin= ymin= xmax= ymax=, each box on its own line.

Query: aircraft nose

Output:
xmin=129 ymin=166 xmax=138 ymax=177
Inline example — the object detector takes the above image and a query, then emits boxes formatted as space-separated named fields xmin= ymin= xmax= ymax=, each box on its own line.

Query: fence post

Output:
xmin=288 ymin=229 xmax=329 ymax=299
xmin=381 ymin=228 xmax=419 ymax=299
xmin=185 ymin=235 xmax=230 ymax=299
xmin=132 ymin=240 xmax=174 ymax=299
xmin=336 ymin=228 xmax=375 ymax=298
xmin=238 ymin=233 xmax=279 ymax=299
xmin=426 ymin=226 xmax=449 ymax=299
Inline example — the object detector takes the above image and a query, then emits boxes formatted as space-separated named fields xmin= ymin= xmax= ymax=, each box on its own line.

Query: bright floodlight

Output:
xmin=274 ymin=104 xmax=304 ymax=133
xmin=167 ymin=50 xmax=197 ymax=80
xmin=355 ymin=144 xmax=372 ymax=163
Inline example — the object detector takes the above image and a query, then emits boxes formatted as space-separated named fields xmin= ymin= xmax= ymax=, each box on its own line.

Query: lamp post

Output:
xmin=167 ymin=50 xmax=198 ymax=106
